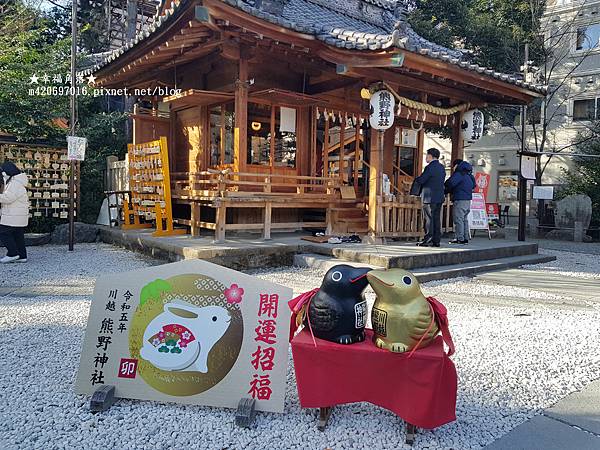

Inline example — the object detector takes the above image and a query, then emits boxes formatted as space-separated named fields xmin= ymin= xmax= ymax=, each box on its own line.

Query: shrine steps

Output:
xmin=329 ymin=202 xmax=368 ymax=234
xmin=293 ymin=253 xmax=556 ymax=282
xmin=304 ymin=240 xmax=545 ymax=270
xmin=99 ymin=227 xmax=554 ymax=276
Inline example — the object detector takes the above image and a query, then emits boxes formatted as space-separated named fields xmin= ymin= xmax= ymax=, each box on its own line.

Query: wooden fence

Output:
xmin=105 ymin=155 xmax=129 ymax=192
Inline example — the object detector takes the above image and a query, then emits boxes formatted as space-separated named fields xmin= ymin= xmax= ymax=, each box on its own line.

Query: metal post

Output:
xmin=68 ymin=0 xmax=78 ymax=251
xmin=517 ymin=43 xmax=529 ymax=242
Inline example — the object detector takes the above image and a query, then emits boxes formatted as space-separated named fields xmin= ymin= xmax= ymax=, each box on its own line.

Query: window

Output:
xmin=392 ymin=127 xmax=418 ymax=193
xmin=247 ymin=103 xmax=271 ymax=166
xmin=274 ymin=107 xmax=297 ymax=168
xmin=495 ymin=106 xmax=521 ymax=127
xmin=573 ymin=98 xmax=597 ymax=121
xmin=399 ymin=148 xmax=416 ymax=177
xmin=246 ymin=103 xmax=297 ymax=168
xmin=209 ymin=103 xmax=234 ymax=166
xmin=498 ymin=172 xmax=519 ymax=201
xmin=576 ymin=24 xmax=600 ymax=51
xmin=493 ymin=102 xmax=541 ymax=127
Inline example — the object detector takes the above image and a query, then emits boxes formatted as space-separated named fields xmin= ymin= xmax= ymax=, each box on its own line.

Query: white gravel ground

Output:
xmin=1 ymin=244 xmax=600 ymax=450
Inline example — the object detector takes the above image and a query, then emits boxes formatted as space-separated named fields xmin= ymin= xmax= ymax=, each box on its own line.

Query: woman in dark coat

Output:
xmin=445 ymin=160 xmax=476 ymax=244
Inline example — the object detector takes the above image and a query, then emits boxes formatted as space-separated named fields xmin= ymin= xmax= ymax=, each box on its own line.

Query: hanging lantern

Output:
xmin=461 ymin=109 xmax=484 ymax=142
xmin=369 ymin=89 xmax=395 ymax=130
xmin=360 ymin=87 xmax=372 ymax=100
xmin=251 ymin=121 xmax=262 ymax=131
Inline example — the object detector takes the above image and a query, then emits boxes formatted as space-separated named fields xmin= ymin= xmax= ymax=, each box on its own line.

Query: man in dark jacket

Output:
xmin=445 ymin=159 xmax=476 ymax=244
xmin=414 ymin=148 xmax=446 ymax=247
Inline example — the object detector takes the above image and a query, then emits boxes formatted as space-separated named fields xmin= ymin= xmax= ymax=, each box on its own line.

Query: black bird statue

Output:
xmin=306 ymin=265 xmax=372 ymax=344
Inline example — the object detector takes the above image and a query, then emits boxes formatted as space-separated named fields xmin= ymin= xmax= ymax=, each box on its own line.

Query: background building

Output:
xmin=425 ymin=0 xmax=600 ymax=218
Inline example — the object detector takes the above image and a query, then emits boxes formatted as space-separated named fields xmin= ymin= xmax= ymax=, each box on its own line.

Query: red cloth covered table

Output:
xmin=291 ymin=328 xmax=457 ymax=429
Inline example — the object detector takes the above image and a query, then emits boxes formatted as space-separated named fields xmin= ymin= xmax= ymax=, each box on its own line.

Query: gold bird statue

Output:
xmin=367 ymin=268 xmax=438 ymax=353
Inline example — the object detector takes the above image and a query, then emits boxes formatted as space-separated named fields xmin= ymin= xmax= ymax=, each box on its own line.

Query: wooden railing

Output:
xmin=441 ymin=197 xmax=454 ymax=234
xmin=378 ymin=195 xmax=454 ymax=239
xmin=171 ymin=170 xmax=340 ymax=199
xmin=379 ymin=195 xmax=424 ymax=238
xmin=170 ymin=170 xmax=342 ymax=241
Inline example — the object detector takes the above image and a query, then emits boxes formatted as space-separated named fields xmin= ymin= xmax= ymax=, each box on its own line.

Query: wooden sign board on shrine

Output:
xmin=75 ymin=259 xmax=292 ymax=413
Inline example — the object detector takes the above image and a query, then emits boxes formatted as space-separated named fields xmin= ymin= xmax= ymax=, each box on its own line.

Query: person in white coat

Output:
xmin=0 ymin=161 xmax=29 ymax=263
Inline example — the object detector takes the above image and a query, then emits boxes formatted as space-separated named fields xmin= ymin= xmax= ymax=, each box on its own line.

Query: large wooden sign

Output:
xmin=75 ymin=260 xmax=292 ymax=413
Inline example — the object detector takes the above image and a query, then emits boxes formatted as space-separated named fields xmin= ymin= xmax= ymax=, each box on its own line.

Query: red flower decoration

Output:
xmin=225 ymin=284 xmax=244 ymax=304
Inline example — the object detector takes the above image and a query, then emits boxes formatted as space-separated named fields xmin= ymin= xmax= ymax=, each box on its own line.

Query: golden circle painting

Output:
xmin=128 ymin=273 xmax=244 ymax=396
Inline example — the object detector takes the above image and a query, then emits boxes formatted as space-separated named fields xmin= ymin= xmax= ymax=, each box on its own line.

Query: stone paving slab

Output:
xmin=545 ymin=380 xmax=600 ymax=435
xmin=483 ymin=415 xmax=600 ymax=450
xmin=0 ymin=285 xmax=92 ymax=298
xmin=476 ymin=269 xmax=600 ymax=301
xmin=99 ymin=227 xmax=540 ymax=270
xmin=294 ymin=253 xmax=555 ymax=282
xmin=0 ymin=287 xmax=17 ymax=296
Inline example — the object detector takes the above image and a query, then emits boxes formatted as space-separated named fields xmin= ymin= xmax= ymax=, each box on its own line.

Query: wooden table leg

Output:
xmin=405 ymin=422 xmax=417 ymax=445
xmin=317 ymin=406 xmax=333 ymax=431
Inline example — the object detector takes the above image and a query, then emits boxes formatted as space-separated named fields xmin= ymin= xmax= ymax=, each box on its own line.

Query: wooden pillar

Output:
xmin=297 ymin=107 xmax=309 ymax=177
xmin=339 ymin=114 xmax=346 ymax=184
xmin=416 ymin=128 xmax=425 ymax=175
xmin=353 ymin=117 xmax=360 ymax=191
xmin=367 ymin=129 xmax=384 ymax=243
xmin=269 ymin=106 xmax=276 ymax=173
xmin=190 ymin=203 xmax=201 ymax=237
xmin=169 ymin=107 xmax=177 ymax=173
xmin=215 ymin=204 xmax=226 ymax=243
xmin=263 ymin=202 xmax=272 ymax=240
xmin=323 ymin=113 xmax=330 ymax=177
xmin=234 ymin=57 xmax=248 ymax=173
xmin=310 ymin=107 xmax=317 ymax=178
xmin=451 ymin=111 xmax=465 ymax=165
xmin=382 ymin=126 xmax=395 ymax=182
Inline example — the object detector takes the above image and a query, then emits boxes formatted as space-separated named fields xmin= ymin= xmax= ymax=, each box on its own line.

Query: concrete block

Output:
xmin=545 ymin=380 xmax=600 ymax=435
xmin=484 ymin=415 xmax=600 ymax=450
xmin=527 ymin=217 xmax=539 ymax=238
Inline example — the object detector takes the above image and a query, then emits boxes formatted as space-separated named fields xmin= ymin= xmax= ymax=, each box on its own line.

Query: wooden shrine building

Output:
xmin=92 ymin=0 xmax=544 ymax=242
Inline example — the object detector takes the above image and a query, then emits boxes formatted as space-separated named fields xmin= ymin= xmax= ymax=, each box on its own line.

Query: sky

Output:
xmin=38 ymin=0 xmax=68 ymax=12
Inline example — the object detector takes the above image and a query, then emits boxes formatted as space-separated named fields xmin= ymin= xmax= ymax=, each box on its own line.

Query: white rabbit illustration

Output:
xmin=140 ymin=300 xmax=231 ymax=373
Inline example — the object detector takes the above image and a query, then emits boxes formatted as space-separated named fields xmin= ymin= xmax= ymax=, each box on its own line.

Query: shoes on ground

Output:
xmin=449 ymin=239 xmax=461 ymax=244
xmin=416 ymin=240 xmax=431 ymax=247
xmin=460 ymin=240 xmax=469 ymax=245
xmin=16 ymin=258 xmax=28 ymax=263
xmin=432 ymin=243 xmax=441 ymax=247
xmin=0 ymin=255 xmax=20 ymax=264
